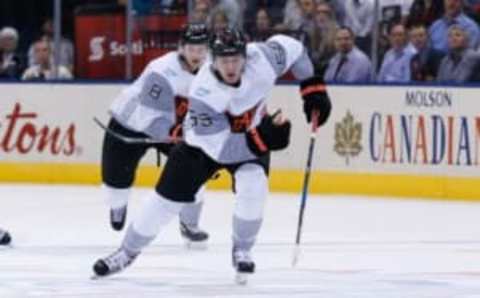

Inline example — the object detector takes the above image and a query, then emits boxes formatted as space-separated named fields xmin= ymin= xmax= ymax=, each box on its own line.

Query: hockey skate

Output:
xmin=92 ymin=248 xmax=137 ymax=278
xmin=232 ymin=248 xmax=255 ymax=285
xmin=180 ymin=221 xmax=209 ymax=250
xmin=0 ymin=229 xmax=11 ymax=245
xmin=110 ymin=206 xmax=127 ymax=231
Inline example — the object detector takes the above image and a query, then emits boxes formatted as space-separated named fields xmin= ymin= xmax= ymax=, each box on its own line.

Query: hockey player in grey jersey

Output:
xmin=0 ymin=228 xmax=11 ymax=245
xmin=101 ymin=23 xmax=210 ymax=246
xmin=93 ymin=28 xmax=332 ymax=283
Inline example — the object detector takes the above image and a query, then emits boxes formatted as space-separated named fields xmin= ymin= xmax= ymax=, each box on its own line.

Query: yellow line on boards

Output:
xmin=0 ymin=163 xmax=478 ymax=201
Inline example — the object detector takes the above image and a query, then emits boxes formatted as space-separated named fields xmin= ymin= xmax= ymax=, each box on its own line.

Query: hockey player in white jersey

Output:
xmin=101 ymin=23 xmax=210 ymax=245
xmin=93 ymin=28 xmax=332 ymax=283
xmin=0 ymin=228 xmax=11 ymax=245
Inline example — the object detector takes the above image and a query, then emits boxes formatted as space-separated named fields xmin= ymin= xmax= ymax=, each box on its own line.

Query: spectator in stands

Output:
xmin=464 ymin=0 xmax=480 ymax=24
xmin=279 ymin=0 xmax=317 ymax=32
xmin=407 ymin=0 xmax=444 ymax=27
xmin=22 ymin=40 xmax=72 ymax=81
xmin=211 ymin=0 xmax=244 ymax=29
xmin=190 ymin=0 xmax=210 ymax=23
xmin=309 ymin=1 xmax=338 ymax=76
xmin=192 ymin=0 xmax=244 ymax=29
xmin=326 ymin=0 xmax=346 ymax=25
xmin=429 ymin=0 xmax=480 ymax=53
xmin=409 ymin=24 xmax=444 ymax=81
xmin=248 ymin=8 xmax=274 ymax=41
xmin=465 ymin=0 xmax=480 ymax=9
xmin=27 ymin=19 xmax=74 ymax=73
xmin=0 ymin=27 xmax=24 ymax=80
xmin=159 ymin=0 xmax=188 ymax=14
xmin=209 ymin=7 xmax=230 ymax=34
xmin=437 ymin=25 xmax=480 ymax=82
xmin=378 ymin=0 xmax=414 ymax=29
xmin=244 ymin=0 xmax=287 ymax=26
xmin=340 ymin=0 xmax=375 ymax=56
xmin=324 ymin=27 xmax=373 ymax=82
xmin=378 ymin=23 xmax=416 ymax=82
xmin=376 ymin=0 xmax=414 ymax=62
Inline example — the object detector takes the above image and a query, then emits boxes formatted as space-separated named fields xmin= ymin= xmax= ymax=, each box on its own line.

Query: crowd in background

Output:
xmin=0 ymin=0 xmax=480 ymax=83
xmin=190 ymin=0 xmax=480 ymax=83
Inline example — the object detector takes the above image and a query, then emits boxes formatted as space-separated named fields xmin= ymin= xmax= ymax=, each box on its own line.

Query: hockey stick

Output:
xmin=292 ymin=110 xmax=320 ymax=267
xmin=93 ymin=117 xmax=177 ymax=144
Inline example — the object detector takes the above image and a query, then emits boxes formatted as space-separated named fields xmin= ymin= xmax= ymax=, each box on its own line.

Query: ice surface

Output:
xmin=1 ymin=184 xmax=480 ymax=297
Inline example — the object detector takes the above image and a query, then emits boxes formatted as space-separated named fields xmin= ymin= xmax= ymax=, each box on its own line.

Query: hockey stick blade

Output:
xmin=93 ymin=117 xmax=173 ymax=145
xmin=291 ymin=244 xmax=301 ymax=267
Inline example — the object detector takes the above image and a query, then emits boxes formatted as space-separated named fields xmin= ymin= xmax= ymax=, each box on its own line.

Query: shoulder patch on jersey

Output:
xmin=194 ymin=87 xmax=211 ymax=97
xmin=266 ymin=41 xmax=287 ymax=66
xmin=258 ymin=41 xmax=287 ymax=76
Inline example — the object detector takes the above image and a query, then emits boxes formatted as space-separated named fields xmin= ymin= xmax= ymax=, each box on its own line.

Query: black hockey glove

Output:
xmin=299 ymin=76 xmax=332 ymax=126
xmin=246 ymin=112 xmax=291 ymax=156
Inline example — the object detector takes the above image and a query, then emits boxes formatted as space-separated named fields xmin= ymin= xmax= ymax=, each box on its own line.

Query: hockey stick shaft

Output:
xmin=292 ymin=110 xmax=320 ymax=266
xmin=93 ymin=117 xmax=177 ymax=145
xmin=295 ymin=133 xmax=317 ymax=245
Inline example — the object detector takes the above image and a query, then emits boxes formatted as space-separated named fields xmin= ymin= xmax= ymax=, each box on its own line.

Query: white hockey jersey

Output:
xmin=185 ymin=35 xmax=314 ymax=164
xmin=109 ymin=51 xmax=193 ymax=140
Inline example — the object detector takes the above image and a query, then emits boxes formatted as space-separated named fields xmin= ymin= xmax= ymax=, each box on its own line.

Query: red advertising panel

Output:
xmin=75 ymin=13 xmax=185 ymax=79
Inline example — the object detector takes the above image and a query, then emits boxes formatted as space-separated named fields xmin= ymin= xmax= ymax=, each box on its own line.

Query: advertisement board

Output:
xmin=0 ymin=83 xmax=478 ymax=199
xmin=75 ymin=13 xmax=184 ymax=79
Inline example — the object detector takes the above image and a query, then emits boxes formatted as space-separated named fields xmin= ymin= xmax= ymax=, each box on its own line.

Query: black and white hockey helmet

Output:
xmin=181 ymin=23 xmax=209 ymax=44
xmin=210 ymin=28 xmax=247 ymax=57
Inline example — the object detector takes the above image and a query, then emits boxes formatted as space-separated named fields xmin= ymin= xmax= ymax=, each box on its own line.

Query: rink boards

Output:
xmin=0 ymin=82 xmax=478 ymax=200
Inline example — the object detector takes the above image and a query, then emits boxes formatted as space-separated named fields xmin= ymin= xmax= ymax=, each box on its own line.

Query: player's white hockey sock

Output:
xmin=179 ymin=185 xmax=206 ymax=228
xmin=232 ymin=216 xmax=262 ymax=251
xmin=231 ymin=163 xmax=268 ymax=251
xmin=103 ymin=184 xmax=130 ymax=210
xmin=122 ymin=191 xmax=184 ymax=255
xmin=179 ymin=201 xmax=204 ymax=228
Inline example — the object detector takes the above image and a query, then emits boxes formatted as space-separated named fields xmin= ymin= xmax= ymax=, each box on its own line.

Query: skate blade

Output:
xmin=90 ymin=273 xmax=106 ymax=280
xmin=235 ymin=272 xmax=249 ymax=285
xmin=184 ymin=239 xmax=208 ymax=250
xmin=90 ymin=272 xmax=113 ymax=280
